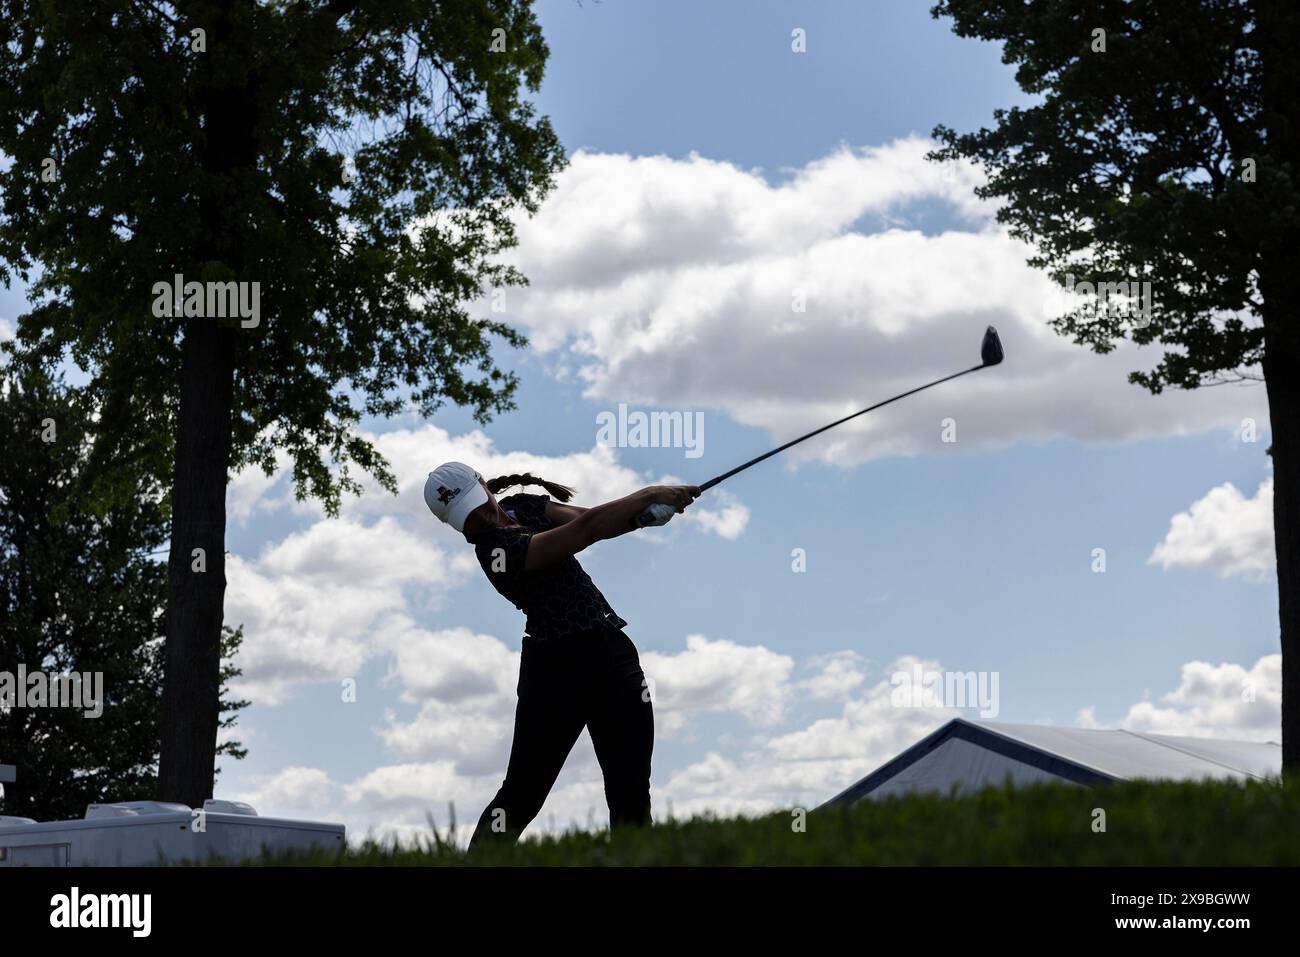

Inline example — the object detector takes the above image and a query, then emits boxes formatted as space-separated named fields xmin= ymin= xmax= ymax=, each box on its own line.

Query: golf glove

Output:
xmin=636 ymin=503 xmax=676 ymax=527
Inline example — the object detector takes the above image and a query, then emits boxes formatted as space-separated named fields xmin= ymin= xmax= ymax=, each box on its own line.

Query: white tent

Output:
xmin=0 ymin=799 xmax=344 ymax=866
xmin=821 ymin=718 xmax=1281 ymax=807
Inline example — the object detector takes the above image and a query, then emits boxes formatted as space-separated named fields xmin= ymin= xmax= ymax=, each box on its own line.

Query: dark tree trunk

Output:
xmin=1259 ymin=0 xmax=1300 ymax=777
xmin=158 ymin=322 xmax=235 ymax=806
xmin=1264 ymin=331 xmax=1300 ymax=778
xmin=157 ymin=1 xmax=253 ymax=806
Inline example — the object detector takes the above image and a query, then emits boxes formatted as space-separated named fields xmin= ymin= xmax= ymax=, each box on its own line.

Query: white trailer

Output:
xmin=0 ymin=799 xmax=345 ymax=866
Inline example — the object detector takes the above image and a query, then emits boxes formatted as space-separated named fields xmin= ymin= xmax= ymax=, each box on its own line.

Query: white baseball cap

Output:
xmin=423 ymin=462 xmax=489 ymax=532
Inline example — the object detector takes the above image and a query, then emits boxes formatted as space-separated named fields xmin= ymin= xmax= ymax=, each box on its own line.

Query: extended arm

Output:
xmin=525 ymin=485 xmax=698 ymax=570
xmin=544 ymin=500 xmax=587 ymax=526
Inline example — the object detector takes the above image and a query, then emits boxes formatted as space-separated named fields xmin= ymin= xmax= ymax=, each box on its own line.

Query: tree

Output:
xmin=929 ymin=0 xmax=1300 ymax=770
xmin=0 ymin=358 xmax=245 ymax=821
xmin=0 ymin=0 xmax=564 ymax=805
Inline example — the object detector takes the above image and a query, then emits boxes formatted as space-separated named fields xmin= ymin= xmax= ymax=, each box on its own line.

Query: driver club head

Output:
xmin=980 ymin=325 xmax=1004 ymax=367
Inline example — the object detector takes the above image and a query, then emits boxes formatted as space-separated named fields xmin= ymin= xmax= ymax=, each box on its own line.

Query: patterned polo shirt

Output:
xmin=469 ymin=493 xmax=628 ymax=639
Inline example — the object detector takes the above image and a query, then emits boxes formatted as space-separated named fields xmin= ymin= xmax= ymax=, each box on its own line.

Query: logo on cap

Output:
xmin=437 ymin=485 xmax=460 ymax=505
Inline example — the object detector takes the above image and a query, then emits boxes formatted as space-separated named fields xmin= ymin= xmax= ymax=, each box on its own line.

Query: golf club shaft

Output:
xmin=698 ymin=362 xmax=987 ymax=492
xmin=634 ymin=330 xmax=1000 ymax=527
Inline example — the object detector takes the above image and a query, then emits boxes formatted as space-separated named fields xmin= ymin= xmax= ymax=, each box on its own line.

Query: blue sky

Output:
xmin=0 ymin=0 xmax=1279 ymax=837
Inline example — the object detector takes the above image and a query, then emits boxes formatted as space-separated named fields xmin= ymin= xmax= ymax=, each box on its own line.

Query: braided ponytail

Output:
xmin=486 ymin=472 xmax=576 ymax=503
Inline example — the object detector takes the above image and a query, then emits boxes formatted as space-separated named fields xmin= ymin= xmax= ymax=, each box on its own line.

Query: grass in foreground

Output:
xmin=245 ymin=777 xmax=1298 ymax=866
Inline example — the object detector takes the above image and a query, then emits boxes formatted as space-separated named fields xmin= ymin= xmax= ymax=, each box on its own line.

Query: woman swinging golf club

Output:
xmin=423 ymin=461 xmax=699 ymax=846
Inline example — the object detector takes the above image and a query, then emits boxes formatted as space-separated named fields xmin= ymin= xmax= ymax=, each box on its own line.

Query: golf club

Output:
xmin=637 ymin=325 xmax=1004 ymax=526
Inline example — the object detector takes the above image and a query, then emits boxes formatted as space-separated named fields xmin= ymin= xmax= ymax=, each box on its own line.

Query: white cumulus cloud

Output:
xmin=1149 ymin=478 xmax=1274 ymax=581
xmin=488 ymin=140 xmax=1266 ymax=469
xmin=641 ymin=634 xmax=796 ymax=732
xmin=235 ymin=766 xmax=334 ymax=815
xmin=1077 ymin=654 xmax=1279 ymax=742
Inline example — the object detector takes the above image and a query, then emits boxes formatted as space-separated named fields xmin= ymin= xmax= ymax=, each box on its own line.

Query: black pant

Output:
xmin=469 ymin=628 xmax=654 ymax=846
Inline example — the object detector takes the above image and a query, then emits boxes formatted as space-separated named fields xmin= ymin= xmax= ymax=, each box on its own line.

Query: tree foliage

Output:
xmin=0 ymin=0 xmax=565 ymax=511
xmin=0 ymin=358 xmax=243 ymax=821
xmin=929 ymin=0 xmax=1298 ymax=393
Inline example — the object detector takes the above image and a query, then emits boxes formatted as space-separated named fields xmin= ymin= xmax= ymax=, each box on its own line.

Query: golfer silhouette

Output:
xmin=423 ymin=462 xmax=698 ymax=845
